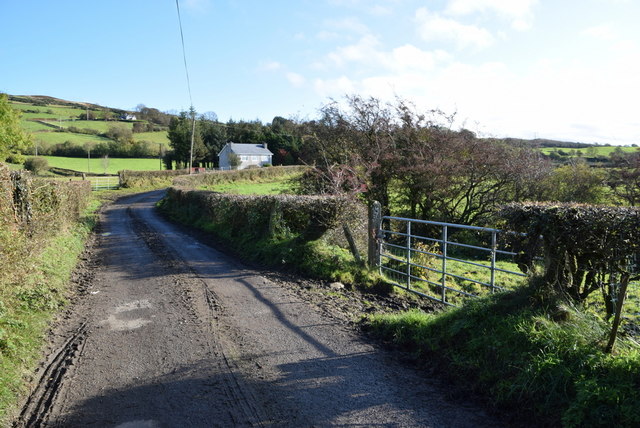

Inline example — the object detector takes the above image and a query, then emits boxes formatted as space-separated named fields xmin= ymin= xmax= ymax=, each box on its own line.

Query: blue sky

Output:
xmin=1 ymin=0 xmax=639 ymax=144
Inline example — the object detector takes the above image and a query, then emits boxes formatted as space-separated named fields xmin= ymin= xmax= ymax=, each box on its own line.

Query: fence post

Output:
xmin=368 ymin=201 xmax=382 ymax=268
xmin=406 ymin=221 xmax=412 ymax=290
xmin=441 ymin=225 xmax=448 ymax=303
xmin=490 ymin=231 xmax=497 ymax=293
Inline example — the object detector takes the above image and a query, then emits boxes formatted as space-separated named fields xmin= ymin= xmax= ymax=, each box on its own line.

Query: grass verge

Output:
xmin=0 ymin=215 xmax=95 ymax=424
xmin=363 ymin=282 xmax=640 ymax=427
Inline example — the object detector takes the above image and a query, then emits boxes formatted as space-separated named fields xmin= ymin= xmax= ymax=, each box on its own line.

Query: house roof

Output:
xmin=221 ymin=143 xmax=273 ymax=156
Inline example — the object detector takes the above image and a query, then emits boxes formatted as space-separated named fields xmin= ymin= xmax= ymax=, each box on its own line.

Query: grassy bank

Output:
xmin=364 ymin=283 xmax=640 ymax=427
xmin=0 ymin=203 xmax=97 ymax=424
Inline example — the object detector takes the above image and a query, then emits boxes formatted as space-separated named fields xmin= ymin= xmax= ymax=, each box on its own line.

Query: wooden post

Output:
xmin=605 ymin=273 xmax=630 ymax=354
xmin=368 ymin=201 xmax=382 ymax=268
xmin=343 ymin=224 xmax=363 ymax=266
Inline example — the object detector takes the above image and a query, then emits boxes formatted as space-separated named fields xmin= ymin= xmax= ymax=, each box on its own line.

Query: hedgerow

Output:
xmin=0 ymin=164 xmax=91 ymax=421
xmin=158 ymin=186 xmax=370 ymax=284
xmin=172 ymin=165 xmax=308 ymax=187
xmin=500 ymin=203 xmax=640 ymax=318
xmin=118 ymin=168 xmax=189 ymax=188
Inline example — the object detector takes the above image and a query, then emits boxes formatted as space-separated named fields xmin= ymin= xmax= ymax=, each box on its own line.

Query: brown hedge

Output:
xmin=500 ymin=202 xmax=640 ymax=315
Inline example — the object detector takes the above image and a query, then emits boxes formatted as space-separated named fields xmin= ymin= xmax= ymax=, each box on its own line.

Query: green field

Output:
xmin=20 ymin=120 xmax=55 ymax=132
xmin=57 ymin=119 xmax=133 ymax=132
xmin=134 ymin=131 xmax=169 ymax=145
xmin=41 ymin=156 xmax=163 ymax=174
xmin=539 ymin=145 xmax=639 ymax=157
xmin=11 ymin=102 xmax=89 ymax=120
xmin=33 ymin=132 xmax=112 ymax=146
xmin=202 ymin=179 xmax=294 ymax=195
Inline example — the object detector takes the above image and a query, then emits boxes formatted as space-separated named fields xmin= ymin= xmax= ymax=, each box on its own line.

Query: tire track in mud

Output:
xmin=14 ymin=322 xmax=88 ymax=428
xmin=126 ymin=204 xmax=268 ymax=426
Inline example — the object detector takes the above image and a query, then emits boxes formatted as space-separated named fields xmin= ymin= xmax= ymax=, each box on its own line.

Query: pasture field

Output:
xmin=20 ymin=120 xmax=55 ymax=132
xmin=33 ymin=132 xmax=112 ymax=146
xmin=134 ymin=131 xmax=170 ymax=145
xmin=539 ymin=145 xmax=638 ymax=157
xmin=202 ymin=179 xmax=294 ymax=195
xmin=57 ymin=120 xmax=133 ymax=132
xmin=10 ymin=102 xmax=89 ymax=120
xmin=41 ymin=156 xmax=162 ymax=174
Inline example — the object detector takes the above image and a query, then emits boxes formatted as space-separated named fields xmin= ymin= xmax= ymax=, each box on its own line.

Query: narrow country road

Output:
xmin=16 ymin=191 xmax=502 ymax=427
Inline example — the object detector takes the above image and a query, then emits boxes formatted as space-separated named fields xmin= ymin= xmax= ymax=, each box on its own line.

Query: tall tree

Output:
xmin=0 ymin=93 xmax=32 ymax=161
xmin=167 ymin=109 xmax=206 ymax=168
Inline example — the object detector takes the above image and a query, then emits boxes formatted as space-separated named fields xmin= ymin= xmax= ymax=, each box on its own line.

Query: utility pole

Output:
xmin=189 ymin=106 xmax=196 ymax=174
xmin=87 ymin=146 xmax=91 ymax=174
xmin=159 ymin=143 xmax=163 ymax=170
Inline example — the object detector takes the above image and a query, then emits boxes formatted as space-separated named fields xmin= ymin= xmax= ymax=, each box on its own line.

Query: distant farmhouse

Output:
xmin=218 ymin=142 xmax=273 ymax=169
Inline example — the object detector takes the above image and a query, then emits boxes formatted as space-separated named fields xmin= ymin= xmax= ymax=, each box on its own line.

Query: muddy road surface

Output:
xmin=16 ymin=191 xmax=502 ymax=427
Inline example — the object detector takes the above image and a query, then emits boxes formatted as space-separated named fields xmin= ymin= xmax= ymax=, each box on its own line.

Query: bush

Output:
xmin=23 ymin=157 xmax=49 ymax=174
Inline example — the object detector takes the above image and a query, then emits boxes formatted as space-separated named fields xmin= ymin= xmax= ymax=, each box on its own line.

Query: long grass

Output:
xmin=365 ymin=284 xmax=640 ymax=427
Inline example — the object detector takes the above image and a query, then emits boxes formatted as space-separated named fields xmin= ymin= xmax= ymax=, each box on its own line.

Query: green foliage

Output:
xmin=500 ymin=203 xmax=640 ymax=317
xmin=0 ymin=94 xmax=32 ymax=161
xmin=365 ymin=285 xmax=640 ymax=427
xmin=23 ymin=157 xmax=49 ymax=174
xmin=542 ymin=160 xmax=607 ymax=204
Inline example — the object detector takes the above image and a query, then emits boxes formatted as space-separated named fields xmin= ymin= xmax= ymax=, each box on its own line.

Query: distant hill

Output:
xmin=9 ymin=94 xmax=172 ymax=158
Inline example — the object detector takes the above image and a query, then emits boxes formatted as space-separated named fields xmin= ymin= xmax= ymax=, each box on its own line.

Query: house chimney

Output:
xmin=263 ymin=142 xmax=268 ymax=149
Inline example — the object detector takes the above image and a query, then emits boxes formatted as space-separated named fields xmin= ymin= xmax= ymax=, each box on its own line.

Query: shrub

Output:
xmin=23 ymin=157 xmax=49 ymax=174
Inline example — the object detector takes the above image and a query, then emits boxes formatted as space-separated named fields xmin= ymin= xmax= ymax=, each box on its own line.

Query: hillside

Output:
xmin=9 ymin=95 xmax=171 ymax=158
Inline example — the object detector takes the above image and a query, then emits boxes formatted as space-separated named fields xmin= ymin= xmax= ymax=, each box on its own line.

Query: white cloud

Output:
xmin=583 ymin=24 xmax=619 ymax=42
xmin=286 ymin=72 xmax=306 ymax=87
xmin=327 ymin=34 xmax=382 ymax=67
xmin=261 ymin=61 xmax=283 ymax=71
xmin=445 ymin=0 xmax=537 ymax=30
xmin=415 ymin=8 xmax=494 ymax=49
xmin=314 ymin=76 xmax=356 ymax=97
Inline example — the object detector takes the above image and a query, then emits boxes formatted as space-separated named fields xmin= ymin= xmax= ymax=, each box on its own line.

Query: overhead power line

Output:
xmin=175 ymin=0 xmax=196 ymax=173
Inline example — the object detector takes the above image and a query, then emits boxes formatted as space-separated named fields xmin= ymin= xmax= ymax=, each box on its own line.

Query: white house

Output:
xmin=218 ymin=142 xmax=273 ymax=170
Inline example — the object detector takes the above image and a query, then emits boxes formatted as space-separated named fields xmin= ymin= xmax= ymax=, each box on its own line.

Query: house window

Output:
xmin=241 ymin=155 xmax=248 ymax=161
xmin=251 ymin=156 xmax=258 ymax=161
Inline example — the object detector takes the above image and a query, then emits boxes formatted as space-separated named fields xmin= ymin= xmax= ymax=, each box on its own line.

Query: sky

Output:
xmin=1 ymin=0 xmax=639 ymax=145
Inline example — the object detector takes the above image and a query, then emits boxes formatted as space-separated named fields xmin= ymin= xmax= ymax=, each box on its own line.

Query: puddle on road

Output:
xmin=100 ymin=299 xmax=153 ymax=331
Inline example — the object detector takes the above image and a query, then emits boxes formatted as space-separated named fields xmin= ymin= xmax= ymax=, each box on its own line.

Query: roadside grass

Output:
xmin=42 ymin=156 xmax=162 ymax=175
xmin=0 ymin=205 xmax=97 ymax=424
xmin=364 ymin=283 xmax=640 ymax=427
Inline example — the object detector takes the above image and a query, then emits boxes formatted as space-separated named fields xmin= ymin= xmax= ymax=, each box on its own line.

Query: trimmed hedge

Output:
xmin=172 ymin=165 xmax=309 ymax=187
xmin=500 ymin=202 xmax=640 ymax=317
xmin=161 ymin=187 xmax=358 ymax=242
xmin=118 ymin=169 xmax=189 ymax=188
